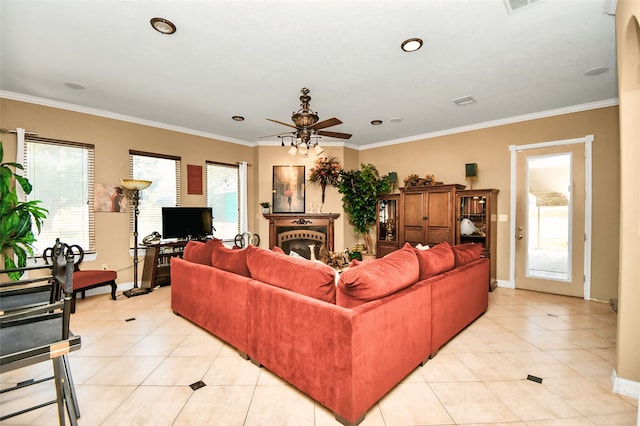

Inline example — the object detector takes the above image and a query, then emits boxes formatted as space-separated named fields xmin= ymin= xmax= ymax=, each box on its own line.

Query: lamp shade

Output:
xmin=120 ymin=179 xmax=152 ymax=191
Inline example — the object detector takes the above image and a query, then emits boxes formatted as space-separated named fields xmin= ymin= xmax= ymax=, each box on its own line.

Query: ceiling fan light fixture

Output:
xmin=401 ymin=38 xmax=423 ymax=52
xmin=288 ymin=146 xmax=298 ymax=156
xmin=314 ymin=145 xmax=324 ymax=155
xmin=150 ymin=17 xmax=177 ymax=35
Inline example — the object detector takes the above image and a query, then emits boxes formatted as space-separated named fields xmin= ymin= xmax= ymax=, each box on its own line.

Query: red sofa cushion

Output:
xmin=211 ymin=244 xmax=251 ymax=277
xmin=272 ymin=246 xmax=285 ymax=254
xmin=337 ymin=246 xmax=419 ymax=307
xmin=73 ymin=270 xmax=117 ymax=290
xmin=452 ymin=243 xmax=483 ymax=267
xmin=183 ymin=239 xmax=223 ymax=266
xmin=246 ymin=247 xmax=337 ymax=303
xmin=414 ymin=242 xmax=455 ymax=281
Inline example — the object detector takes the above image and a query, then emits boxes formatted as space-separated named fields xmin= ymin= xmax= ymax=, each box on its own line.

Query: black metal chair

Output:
xmin=0 ymin=240 xmax=81 ymax=425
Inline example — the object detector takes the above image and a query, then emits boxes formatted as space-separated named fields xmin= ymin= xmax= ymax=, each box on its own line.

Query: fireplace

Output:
xmin=264 ymin=213 xmax=339 ymax=259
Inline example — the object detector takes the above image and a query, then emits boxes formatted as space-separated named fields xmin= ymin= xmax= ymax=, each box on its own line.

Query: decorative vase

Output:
xmin=321 ymin=181 xmax=327 ymax=204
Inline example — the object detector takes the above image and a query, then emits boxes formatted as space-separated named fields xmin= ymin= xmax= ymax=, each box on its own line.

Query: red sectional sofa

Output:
xmin=170 ymin=239 xmax=489 ymax=426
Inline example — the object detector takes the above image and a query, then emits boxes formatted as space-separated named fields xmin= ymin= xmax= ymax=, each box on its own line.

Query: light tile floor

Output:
xmin=1 ymin=286 xmax=638 ymax=425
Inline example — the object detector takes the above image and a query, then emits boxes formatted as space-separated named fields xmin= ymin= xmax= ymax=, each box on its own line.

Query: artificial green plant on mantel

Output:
xmin=335 ymin=163 xmax=391 ymax=254
xmin=0 ymin=141 xmax=48 ymax=279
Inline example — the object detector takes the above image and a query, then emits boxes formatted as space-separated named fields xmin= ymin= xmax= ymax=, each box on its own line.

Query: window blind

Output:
xmin=128 ymin=151 xmax=181 ymax=243
xmin=22 ymin=137 xmax=95 ymax=254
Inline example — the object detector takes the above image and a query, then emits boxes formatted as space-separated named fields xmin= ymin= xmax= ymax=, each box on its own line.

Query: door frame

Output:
xmin=508 ymin=135 xmax=593 ymax=300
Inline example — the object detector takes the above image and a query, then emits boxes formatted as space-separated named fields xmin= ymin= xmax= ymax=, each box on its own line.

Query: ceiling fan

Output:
xmin=265 ymin=87 xmax=352 ymax=154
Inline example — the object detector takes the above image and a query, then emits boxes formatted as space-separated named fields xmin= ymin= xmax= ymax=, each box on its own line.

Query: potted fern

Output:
xmin=336 ymin=163 xmax=391 ymax=255
xmin=1 ymin=141 xmax=48 ymax=279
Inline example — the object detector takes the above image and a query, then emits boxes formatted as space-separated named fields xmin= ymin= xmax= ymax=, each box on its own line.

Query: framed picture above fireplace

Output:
xmin=272 ymin=165 xmax=305 ymax=213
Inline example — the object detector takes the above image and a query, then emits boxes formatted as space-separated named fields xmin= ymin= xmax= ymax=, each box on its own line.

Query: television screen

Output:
xmin=162 ymin=207 xmax=213 ymax=240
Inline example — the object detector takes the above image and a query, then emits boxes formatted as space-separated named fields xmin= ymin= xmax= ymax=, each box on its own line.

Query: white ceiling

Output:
xmin=0 ymin=0 xmax=618 ymax=148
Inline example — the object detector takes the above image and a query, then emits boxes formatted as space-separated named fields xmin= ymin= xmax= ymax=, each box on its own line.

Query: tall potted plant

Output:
xmin=336 ymin=163 xmax=391 ymax=254
xmin=1 ymin=141 xmax=48 ymax=279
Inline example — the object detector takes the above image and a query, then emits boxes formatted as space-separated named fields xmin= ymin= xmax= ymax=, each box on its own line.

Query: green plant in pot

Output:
xmin=259 ymin=201 xmax=271 ymax=214
xmin=1 ymin=141 xmax=48 ymax=279
xmin=336 ymin=163 xmax=391 ymax=254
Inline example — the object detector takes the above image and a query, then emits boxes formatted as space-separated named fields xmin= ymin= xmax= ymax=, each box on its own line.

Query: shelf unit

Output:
xmin=375 ymin=194 xmax=400 ymax=258
xmin=456 ymin=189 xmax=499 ymax=291
xmin=140 ymin=240 xmax=188 ymax=288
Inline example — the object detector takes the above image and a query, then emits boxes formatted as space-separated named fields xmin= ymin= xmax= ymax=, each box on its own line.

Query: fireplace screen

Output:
xmin=276 ymin=227 xmax=327 ymax=259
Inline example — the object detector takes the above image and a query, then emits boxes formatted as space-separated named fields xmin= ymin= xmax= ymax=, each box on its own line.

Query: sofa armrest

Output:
xmin=171 ymin=257 xmax=251 ymax=355
xmin=430 ymin=257 xmax=489 ymax=353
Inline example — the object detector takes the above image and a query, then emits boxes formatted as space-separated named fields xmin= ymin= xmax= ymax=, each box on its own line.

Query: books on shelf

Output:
xmin=462 ymin=197 xmax=486 ymax=216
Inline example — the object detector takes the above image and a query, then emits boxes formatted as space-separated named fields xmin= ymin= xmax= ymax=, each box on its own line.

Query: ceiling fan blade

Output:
xmin=311 ymin=117 xmax=342 ymax=130
xmin=316 ymin=130 xmax=352 ymax=140
xmin=266 ymin=118 xmax=298 ymax=129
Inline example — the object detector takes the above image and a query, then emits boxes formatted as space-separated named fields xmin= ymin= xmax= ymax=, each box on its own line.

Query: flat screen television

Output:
xmin=162 ymin=207 xmax=213 ymax=240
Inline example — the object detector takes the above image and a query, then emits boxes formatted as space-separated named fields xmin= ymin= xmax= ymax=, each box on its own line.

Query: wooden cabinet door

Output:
xmin=402 ymin=191 xmax=426 ymax=244
xmin=425 ymin=189 xmax=454 ymax=244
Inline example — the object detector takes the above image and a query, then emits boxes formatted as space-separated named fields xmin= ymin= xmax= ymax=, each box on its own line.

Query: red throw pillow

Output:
xmin=452 ymin=243 xmax=483 ymax=268
xmin=182 ymin=239 xmax=223 ymax=266
xmin=246 ymin=247 xmax=337 ymax=303
xmin=211 ymin=244 xmax=251 ymax=277
xmin=414 ymin=242 xmax=455 ymax=281
xmin=337 ymin=247 xmax=418 ymax=305
xmin=272 ymin=246 xmax=285 ymax=254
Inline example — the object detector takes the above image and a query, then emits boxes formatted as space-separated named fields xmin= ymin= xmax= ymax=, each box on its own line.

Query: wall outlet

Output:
xmin=101 ymin=264 xmax=108 ymax=270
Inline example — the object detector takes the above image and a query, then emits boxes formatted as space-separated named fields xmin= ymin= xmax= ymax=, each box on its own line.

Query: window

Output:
xmin=206 ymin=162 xmax=240 ymax=240
xmin=22 ymin=137 xmax=95 ymax=254
xmin=129 ymin=151 xmax=181 ymax=244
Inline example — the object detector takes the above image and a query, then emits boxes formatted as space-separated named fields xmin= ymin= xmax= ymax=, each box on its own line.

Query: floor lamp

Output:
xmin=120 ymin=178 xmax=152 ymax=298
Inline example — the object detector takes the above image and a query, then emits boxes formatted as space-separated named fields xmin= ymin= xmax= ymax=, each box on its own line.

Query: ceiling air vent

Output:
xmin=504 ymin=0 xmax=546 ymax=14
xmin=453 ymin=96 xmax=476 ymax=106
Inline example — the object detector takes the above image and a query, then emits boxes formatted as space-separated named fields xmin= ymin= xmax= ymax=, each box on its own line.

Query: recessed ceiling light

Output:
xmin=150 ymin=17 xmax=176 ymax=35
xmin=390 ymin=117 xmax=403 ymax=123
xmin=453 ymin=96 xmax=476 ymax=106
xmin=64 ymin=82 xmax=85 ymax=90
xmin=370 ymin=120 xmax=383 ymax=125
xmin=584 ymin=66 xmax=609 ymax=76
xmin=232 ymin=116 xmax=245 ymax=121
xmin=401 ymin=38 xmax=423 ymax=52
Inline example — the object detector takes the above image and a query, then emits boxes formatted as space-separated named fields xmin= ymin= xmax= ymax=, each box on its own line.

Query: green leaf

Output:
xmin=15 ymin=175 xmax=32 ymax=194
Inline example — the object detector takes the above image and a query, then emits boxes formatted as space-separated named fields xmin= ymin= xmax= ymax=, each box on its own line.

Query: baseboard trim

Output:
xmin=611 ymin=369 xmax=640 ymax=400
xmin=497 ymin=279 xmax=515 ymax=289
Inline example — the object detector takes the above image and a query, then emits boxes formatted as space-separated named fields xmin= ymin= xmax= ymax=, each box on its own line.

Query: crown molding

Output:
xmin=0 ymin=90 xmax=255 ymax=147
xmin=359 ymin=98 xmax=620 ymax=150
xmin=2 ymin=91 xmax=618 ymax=151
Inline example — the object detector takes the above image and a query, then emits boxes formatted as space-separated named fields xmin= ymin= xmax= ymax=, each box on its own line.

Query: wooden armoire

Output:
xmin=399 ymin=184 xmax=466 ymax=247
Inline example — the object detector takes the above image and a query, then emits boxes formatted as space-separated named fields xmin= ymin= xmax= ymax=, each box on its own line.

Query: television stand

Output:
xmin=140 ymin=240 xmax=188 ymax=288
